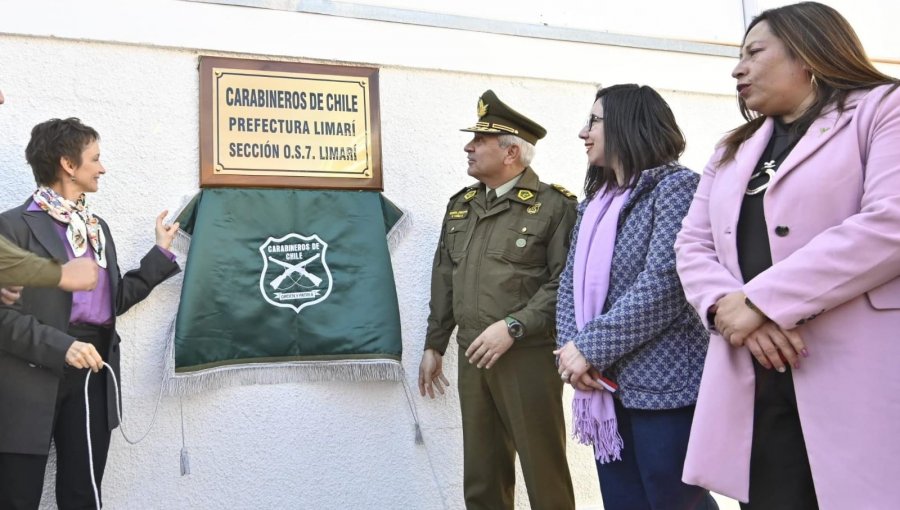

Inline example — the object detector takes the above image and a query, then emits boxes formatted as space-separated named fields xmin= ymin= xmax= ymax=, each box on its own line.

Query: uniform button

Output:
xmin=450 ymin=227 xmax=455 ymax=232
xmin=775 ymin=225 xmax=790 ymax=237
xmin=521 ymin=227 xmax=527 ymax=233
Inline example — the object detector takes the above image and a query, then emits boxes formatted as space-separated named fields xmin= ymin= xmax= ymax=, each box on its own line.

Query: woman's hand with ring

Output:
xmin=554 ymin=341 xmax=591 ymax=385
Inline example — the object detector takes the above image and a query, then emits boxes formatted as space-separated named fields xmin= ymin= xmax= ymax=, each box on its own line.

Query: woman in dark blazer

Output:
xmin=0 ymin=117 xmax=180 ymax=509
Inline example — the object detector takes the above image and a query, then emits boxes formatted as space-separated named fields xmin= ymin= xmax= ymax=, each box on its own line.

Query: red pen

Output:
xmin=595 ymin=374 xmax=618 ymax=393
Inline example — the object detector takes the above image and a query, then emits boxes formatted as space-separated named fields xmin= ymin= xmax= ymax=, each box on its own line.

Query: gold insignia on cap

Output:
xmin=478 ymin=99 xmax=488 ymax=118
xmin=526 ymin=202 xmax=542 ymax=214
xmin=448 ymin=210 xmax=468 ymax=219
xmin=464 ymin=190 xmax=478 ymax=201
xmin=551 ymin=184 xmax=577 ymax=200
xmin=517 ymin=190 xmax=535 ymax=201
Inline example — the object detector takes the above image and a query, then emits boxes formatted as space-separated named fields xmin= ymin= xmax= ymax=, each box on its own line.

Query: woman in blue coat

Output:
xmin=555 ymin=84 xmax=715 ymax=510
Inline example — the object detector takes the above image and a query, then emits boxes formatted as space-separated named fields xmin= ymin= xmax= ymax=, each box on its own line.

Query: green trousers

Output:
xmin=458 ymin=344 xmax=575 ymax=510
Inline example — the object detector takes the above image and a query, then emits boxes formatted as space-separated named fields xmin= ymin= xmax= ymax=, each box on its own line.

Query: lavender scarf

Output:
xmin=571 ymin=186 xmax=629 ymax=463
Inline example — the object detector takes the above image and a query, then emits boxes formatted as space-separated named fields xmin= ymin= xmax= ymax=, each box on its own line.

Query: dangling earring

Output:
xmin=810 ymin=73 xmax=819 ymax=90
xmin=70 ymin=174 xmax=76 ymax=182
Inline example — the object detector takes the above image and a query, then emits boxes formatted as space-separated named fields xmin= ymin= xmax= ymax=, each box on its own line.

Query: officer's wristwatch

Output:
xmin=504 ymin=316 xmax=525 ymax=339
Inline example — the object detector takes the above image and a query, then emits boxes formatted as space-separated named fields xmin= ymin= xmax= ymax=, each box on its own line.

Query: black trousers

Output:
xmin=0 ymin=325 xmax=112 ymax=510
xmin=741 ymin=361 xmax=819 ymax=510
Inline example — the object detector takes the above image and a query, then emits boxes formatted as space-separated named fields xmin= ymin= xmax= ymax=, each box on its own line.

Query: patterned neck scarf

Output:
xmin=32 ymin=186 xmax=107 ymax=268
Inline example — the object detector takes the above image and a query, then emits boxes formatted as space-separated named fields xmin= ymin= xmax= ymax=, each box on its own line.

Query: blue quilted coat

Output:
xmin=557 ymin=162 xmax=709 ymax=409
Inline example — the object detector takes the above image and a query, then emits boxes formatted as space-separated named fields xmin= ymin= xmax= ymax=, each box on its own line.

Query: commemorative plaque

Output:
xmin=199 ymin=56 xmax=382 ymax=189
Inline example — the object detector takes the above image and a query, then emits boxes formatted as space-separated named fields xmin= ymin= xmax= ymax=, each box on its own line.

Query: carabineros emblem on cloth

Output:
xmin=259 ymin=233 xmax=333 ymax=313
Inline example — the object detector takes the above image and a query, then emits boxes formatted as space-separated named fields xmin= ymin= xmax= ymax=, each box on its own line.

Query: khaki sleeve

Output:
xmin=512 ymin=197 xmax=577 ymax=338
xmin=424 ymin=217 xmax=455 ymax=355
xmin=0 ymin=235 xmax=61 ymax=288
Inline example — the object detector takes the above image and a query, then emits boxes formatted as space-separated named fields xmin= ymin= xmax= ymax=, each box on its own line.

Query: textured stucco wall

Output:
xmin=0 ymin=2 xmax=755 ymax=508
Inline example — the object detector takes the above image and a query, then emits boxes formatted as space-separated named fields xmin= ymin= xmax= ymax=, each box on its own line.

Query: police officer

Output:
xmin=418 ymin=90 xmax=577 ymax=510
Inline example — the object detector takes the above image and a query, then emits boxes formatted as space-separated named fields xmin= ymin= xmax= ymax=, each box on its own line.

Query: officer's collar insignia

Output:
xmin=526 ymin=202 xmax=542 ymax=215
xmin=517 ymin=189 xmax=535 ymax=201
xmin=448 ymin=210 xmax=468 ymax=219
xmin=463 ymin=189 xmax=478 ymax=201
xmin=477 ymin=99 xmax=488 ymax=118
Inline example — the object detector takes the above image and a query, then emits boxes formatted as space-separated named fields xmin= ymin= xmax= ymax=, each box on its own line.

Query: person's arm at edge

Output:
xmin=0 ymin=234 xmax=62 ymax=288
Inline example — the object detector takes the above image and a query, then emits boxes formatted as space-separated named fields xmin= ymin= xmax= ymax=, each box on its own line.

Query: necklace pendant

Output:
xmin=746 ymin=160 xmax=778 ymax=196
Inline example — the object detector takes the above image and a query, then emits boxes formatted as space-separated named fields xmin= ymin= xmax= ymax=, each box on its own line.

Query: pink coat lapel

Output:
xmin=710 ymin=120 xmax=772 ymax=281
xmin=770 ymin=101 xmax=857 ymax=189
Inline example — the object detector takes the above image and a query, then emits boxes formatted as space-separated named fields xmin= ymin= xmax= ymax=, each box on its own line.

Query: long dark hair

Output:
xmin=584 ymin=84 xmax=685 ymax=199
xmin=720 ymin=1 xmax=897 ymax=163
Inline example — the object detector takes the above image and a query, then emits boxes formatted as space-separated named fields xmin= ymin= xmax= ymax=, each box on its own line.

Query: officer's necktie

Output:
xmin=486 ymin=189 xmax=497 ymax=209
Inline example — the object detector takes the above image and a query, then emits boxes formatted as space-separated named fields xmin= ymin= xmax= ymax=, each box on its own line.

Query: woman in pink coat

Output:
xmin=674 ymin=2 xmax=900 ymax=509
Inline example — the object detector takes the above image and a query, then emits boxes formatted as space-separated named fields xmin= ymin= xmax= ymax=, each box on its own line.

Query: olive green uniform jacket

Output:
xmin=0 ymin=234 xmax=60 ymax=287
xmin=425 ymin=166 xmax=577 ymax=353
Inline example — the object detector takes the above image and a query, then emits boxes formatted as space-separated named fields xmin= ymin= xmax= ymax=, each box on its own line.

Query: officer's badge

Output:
xmin=448 ymin=210 xmax=468 ymax=219
xmin=517 ymin=189 xmax=535 ymax=201
xmin=259 ymin=233 xmax=333 ymax=314
xmin=478 ymin=99 xmax=488 ymax=118
xmin=551 ymin=184 xmax=577 ymax=200
xmin=526 ymin=202 xmax=542 ymax=214
xmin=463 ymin=189 xmax=478 ymax=201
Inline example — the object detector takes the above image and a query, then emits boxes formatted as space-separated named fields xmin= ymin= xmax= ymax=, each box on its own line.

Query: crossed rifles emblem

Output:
xmin=268 ymin=253 xmax=322 ymax=289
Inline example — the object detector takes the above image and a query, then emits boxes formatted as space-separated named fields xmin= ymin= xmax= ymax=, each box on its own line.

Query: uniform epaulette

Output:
xmin=450 ymin=186 xmax=472 ymax=199
xmin=446 ymin=186 xmax=479 ymax=212
xmin=550 ymin=184 xmax=577 ymax=200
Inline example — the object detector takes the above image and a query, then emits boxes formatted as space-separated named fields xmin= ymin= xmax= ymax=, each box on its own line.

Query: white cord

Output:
xmin=84 ymin=361 xmax=166 ymax=509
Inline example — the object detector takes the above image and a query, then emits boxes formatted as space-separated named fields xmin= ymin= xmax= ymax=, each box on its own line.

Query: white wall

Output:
xmin=0 ymin=0 xmax=895 ymax=509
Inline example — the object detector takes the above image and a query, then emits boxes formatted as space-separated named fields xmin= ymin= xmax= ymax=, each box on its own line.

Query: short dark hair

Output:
xmin=584 ymin=84 xmax=685 ymax=199
xmin=25 ymin=118 xmax=99 ymax=186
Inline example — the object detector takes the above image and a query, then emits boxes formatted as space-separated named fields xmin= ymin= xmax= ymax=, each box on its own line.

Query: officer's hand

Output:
xmin=58 ymin=257 xmax=99 ymax=292
xmin=465 ymin=320 xmax=514 ymax=369
xmin=1 ymin=286 xmax=22 ymax=305
xmin=553 ymin=341 xmax=591 ymax=385
xmin=65 ymin=340 xmax=104 ymax=373
xmin=418 ymin=348 xmax=450 ymax=399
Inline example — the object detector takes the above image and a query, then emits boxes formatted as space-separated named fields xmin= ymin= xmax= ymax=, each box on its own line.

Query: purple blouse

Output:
xmin=27 ymin=201 xmax=175 ymax=325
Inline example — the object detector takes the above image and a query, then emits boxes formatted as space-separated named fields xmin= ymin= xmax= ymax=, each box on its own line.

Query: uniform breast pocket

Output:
xmin=488 ymin=217 xmax=549 ymax=266
xmin=443 ymin=219 xmax=471 ymax=260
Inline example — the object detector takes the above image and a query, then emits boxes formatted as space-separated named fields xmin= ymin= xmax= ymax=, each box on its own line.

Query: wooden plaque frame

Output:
xmin=199 ymin=56 xmax=382 ymax=190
